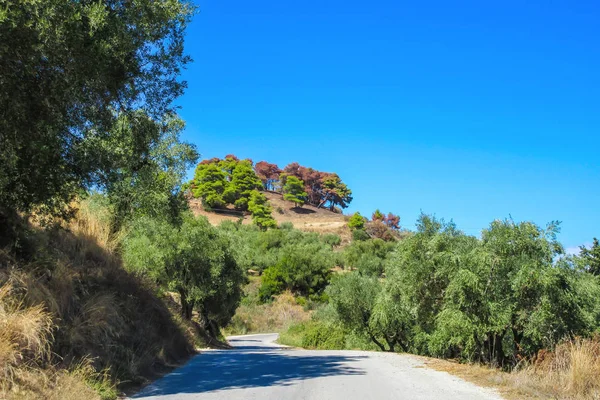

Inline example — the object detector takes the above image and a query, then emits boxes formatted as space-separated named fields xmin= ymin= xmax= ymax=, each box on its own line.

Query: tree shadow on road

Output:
xmin=133 ymin=348 xmax=366 ymax=397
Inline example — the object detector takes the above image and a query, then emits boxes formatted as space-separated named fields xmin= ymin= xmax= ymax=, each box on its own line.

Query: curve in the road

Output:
xmin=133 ymin=333 xmax=503 ymax=400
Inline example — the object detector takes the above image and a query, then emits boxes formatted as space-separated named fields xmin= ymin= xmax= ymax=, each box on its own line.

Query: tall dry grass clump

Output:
xmin=514 ymin=337 xmax=600 ymax=399
xmin=0 ymin=197 xmax=201 ymax=398
xmin=225 ymin=285 xmax=311 ymax=335
xmin=0 ymin=283 xmax=52 ymax=384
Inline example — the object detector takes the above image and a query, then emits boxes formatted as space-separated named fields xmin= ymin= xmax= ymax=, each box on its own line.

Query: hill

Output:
xmin=190 ymin=191 xmax=351 ymax=241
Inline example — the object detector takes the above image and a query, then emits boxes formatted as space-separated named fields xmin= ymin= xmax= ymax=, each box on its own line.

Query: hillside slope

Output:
xmin=190 ymin=192 xmax=351 ymax=240
xmin=0 ymin=202 xmax=209 ymax=399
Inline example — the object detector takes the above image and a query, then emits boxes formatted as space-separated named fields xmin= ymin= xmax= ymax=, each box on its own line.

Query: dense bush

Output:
xmin=352 ymin=229 xmax=371 ymax=241
xmin=301 ymin=321 xmax=346 ymax=350
xmin=259 ymin=243 xmax=335 ymax=301
xmin=217 ymin=221 xmax=340 ymax=275
xmin=342 ymin=238 xmax=394 ymax=276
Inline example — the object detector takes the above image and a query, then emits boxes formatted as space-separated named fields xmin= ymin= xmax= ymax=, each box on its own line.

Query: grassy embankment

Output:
xmin=0 ymin=201 xmax=212 ymax=399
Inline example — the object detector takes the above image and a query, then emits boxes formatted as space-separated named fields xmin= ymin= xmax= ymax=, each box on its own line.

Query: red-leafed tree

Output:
xmin=372 ymin=209 xmax=384 ymax=221
xmin=199 ymin=157 xmax=220 ymax=165
xmin=283 ymin=163 xmax=324 ymax=206
xmin=281 ymin=163 xmax=352 ymax=211
xmin=384 ymin=213 xmax=401 ymax=230
xmin=255 ymin=161 xmax=282 ymax=191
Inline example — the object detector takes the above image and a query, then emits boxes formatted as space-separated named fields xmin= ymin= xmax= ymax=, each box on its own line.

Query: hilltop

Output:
xmin=190 ymin=191 xmax=351 ymax=241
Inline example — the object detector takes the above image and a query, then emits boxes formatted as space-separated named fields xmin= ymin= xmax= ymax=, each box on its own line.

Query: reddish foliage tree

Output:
xmin=223 ymin=154 xmax=239 ymax=161
xmin=199 ymin=157 xmax=220 ymax=165
xmin=384 ymin=213 xmax=400 ymax=230
xmin=320 ymin=173 xmax=352 ymax=211
xmin=372 ymin=209 xmax=384 ymax=221
xmin=281 ymin=163 xmax=352 ymax=210
xmin=255 ymin=161 xmax=282 ymax=191
xmin=366 ymin=220 xmax=395 ymax=241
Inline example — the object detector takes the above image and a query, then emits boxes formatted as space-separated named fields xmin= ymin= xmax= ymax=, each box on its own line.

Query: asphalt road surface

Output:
xmin=132 ymin=333 xmax=503 ymax=400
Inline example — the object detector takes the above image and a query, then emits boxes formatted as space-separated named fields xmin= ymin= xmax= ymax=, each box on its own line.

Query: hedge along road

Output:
xmin=132 ymin=333 xmax=503 ymax=400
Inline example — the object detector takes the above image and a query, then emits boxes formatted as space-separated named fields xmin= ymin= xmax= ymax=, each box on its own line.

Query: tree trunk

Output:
xmin=179 ymin=289 xmax=194 ymax=320
xmin=492 ymin=332 xmax=506 ymax=367
xmin=385 ymin=337 xmax=395 ymax=352
xmin=367 ymin=331 xmax=387 ymax=352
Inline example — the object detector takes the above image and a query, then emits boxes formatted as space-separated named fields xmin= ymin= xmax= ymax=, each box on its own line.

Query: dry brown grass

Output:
xmin=225 ymin=290 xmax=311 ymax=335
xmin=0 ymin=198 xmax=205 ymax=398
xmin=512 ymin=338 xmax=600 ymax=399
xmin=190 ymin=192 xmax=352 ymax=243
xmin=0 ymin=283 xmax=52 ymax=385
xmin=424 ymin=338 xmax=600 ymax=400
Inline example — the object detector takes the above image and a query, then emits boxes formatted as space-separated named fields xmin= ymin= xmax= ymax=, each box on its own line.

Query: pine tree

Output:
xmin=580 ymin=238 xmax=600 ymax=275
xmin=283 ymin=176 xmax=307 ymax=208
xmin=248 ymin=190 xmax=277 ymax=230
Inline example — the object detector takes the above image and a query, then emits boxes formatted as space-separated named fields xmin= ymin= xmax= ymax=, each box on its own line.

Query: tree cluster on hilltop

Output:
xmin=189 ymin=155 xmax=354 ymax=228
xmin=280 ymin=162 xmax=353 ymax=211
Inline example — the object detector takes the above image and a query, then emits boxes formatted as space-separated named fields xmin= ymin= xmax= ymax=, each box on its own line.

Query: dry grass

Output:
xmin=190 ymin=192 xmax=352 ymax=243
xmin=225 ymin=288 xmax=311 ymax=335
xmin=0 ymin=283 xmax=52 ymax=386
xmin=513 ymin=338 xmax=600 ymax=399
xmin=0 ymin=198 xmax=204 ymax=398
xmin=424 ymin=338 xmax=600 ymax=400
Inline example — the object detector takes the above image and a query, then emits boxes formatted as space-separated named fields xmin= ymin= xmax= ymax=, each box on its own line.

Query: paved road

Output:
xmin=133 ymin=333 xmax=502 ymax=400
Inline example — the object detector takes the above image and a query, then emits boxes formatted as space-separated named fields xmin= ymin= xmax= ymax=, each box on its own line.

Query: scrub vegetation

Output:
xmin=2 ymin=1 xmax=599 ymax=399
xmin=227 ymin=213 xmax=600 ymax=399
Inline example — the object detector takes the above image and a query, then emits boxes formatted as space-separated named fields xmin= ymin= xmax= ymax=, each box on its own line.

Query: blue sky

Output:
xmin=176 ymin=0 xmax=599 ymax=250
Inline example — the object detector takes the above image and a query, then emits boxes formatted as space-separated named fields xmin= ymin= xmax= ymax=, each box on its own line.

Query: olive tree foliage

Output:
xmin=94 ymin=112 xmax=198 ymax=227
xmin=342 ymin=238 xmax=395 ymax=277
xmin=0 ymin=0 xmax=196 ymax=221
xmin=377 ymin=214 xmax=600 ymax=365
xmin=322 ymin=213 xmax=600 ymax=365
xmin=327 ymin=273 xmax=384 ymax=350
xmin=122 ymin=214 xmax=245 ymax=335
xmin=259 ymin=242 xmax=335 ymax=302
xmin=325 ymin=272 xmax=411 ymax=352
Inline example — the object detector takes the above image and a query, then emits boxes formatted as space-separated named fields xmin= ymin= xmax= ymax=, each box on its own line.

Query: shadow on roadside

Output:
xmin=132 ymin=348 xmax=366 ymax=397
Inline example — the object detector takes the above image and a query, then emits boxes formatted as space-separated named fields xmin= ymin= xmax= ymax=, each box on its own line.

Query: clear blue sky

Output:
xmin=176 ymin=0 xmax=599 ymax=251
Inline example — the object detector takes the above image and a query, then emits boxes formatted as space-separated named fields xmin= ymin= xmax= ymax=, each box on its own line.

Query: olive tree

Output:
xmin=0 ymin=0 xmax=194 ymax=219
xmin=122 ymin=214 xmax=244 ymax=336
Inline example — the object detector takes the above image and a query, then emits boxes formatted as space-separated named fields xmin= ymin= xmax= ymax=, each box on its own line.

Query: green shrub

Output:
xmin=348 ymin=212 xmax=366 ymax=230
xmin=352 ymin=229 xmax=370 ymax=241
xmin=322 ymin=233 xmax=342 ymax=248
xmin=343 ymin=238 xmax=394 ymax=276
xmin=258 ymin=265 xmax=287 ymax=302
xmin=302 ymin=322 xmax=346 ymax=350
